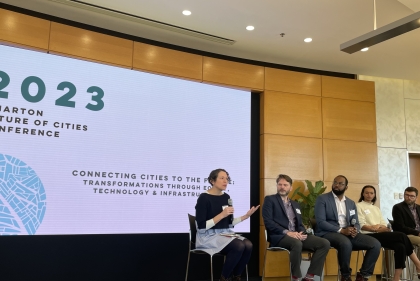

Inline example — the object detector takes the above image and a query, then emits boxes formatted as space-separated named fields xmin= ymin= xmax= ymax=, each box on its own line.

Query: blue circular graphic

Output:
xmin=0 ymin=154 xmax=46 ymax=235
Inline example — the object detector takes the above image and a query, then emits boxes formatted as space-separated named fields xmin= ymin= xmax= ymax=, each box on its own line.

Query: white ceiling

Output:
xmin=3 ymin=0 xmax=420 ymax=80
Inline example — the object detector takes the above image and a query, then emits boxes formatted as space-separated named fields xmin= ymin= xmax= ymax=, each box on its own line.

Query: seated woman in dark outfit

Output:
xmin=195 ymin=168 xmax=259 ymax=281
xmin=357 ymin=185 xmax=420 ymax=281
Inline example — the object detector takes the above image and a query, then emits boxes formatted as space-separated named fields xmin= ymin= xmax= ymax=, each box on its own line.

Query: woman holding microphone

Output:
xmin=195 ymin=168 xmax=259 ymax=281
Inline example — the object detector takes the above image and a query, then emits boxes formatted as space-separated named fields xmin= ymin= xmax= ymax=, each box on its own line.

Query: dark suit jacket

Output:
xmin=392 ymin=201 xmax=420 ymax=236
xmin=262 ymin=193 xmax=306 ymax=246
xmin=314 ymin=191 xmax=360 ymax=237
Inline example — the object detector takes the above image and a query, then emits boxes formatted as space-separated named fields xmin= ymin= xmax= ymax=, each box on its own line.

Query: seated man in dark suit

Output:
xmin=314 ymin=175 xmax=380 ymax=281
xmin=262 ymin=174 xmax=330 ymax=281
xmin=392 ymin=186 xmax=420 ymax=246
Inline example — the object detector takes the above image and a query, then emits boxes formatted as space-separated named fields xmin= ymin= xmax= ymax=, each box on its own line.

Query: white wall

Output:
xmin=359 ymin=76 xmax=420 ymax=219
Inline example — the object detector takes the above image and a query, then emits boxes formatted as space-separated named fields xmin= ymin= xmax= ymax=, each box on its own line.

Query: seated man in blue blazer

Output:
xmin=263 ymin=174 xmax=330 ymax=281
xmin=314 ymin=175 xmax=381 ymax=281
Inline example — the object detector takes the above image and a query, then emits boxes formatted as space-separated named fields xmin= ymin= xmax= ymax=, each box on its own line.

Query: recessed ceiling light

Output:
xmin=304 ymin=38 xmax=312 ymax=43
xmin=361 ymin=47 xmax=369 ymax=52
xmin=246 ymin=26 xmax=255 ymax=31
xmin=182 ymin=10 xmax=191 ymax=16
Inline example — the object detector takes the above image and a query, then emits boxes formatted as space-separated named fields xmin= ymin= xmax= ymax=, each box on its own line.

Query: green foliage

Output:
xmin=290 ymin=180 xmax=327 ymax=227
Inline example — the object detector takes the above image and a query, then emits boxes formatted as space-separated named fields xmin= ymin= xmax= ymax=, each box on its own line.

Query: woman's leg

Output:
xmin=232 ymin=239 xmax=252 ymax=276
xmin=397 ymin=231 xmax=420 ymax=272
xmin=219 ymin=238 xmax=252 ymax=278
xmin=408 ymin=251 xmax=420 ymax=273
xmin=369 ymin=233 xmax=406 ymax=269
xmin=393 ymin=268 xmax=402 ymax=281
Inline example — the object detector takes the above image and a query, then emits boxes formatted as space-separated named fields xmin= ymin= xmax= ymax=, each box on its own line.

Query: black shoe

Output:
xmin=341 ymin=276 xmax=352 ymax=281
xmin=220 ymin=275 xmax=232 ymax=281
xmin=355 ymin=272 xmax=368 ymax=281
xmin=232 ymin=275 xmax=241 ymax=281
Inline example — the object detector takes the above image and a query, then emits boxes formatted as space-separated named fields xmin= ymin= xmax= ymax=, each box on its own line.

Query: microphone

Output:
xmin=303 ymin=227 xmax=313 ymax=235
xmin=350 ymin=218 xmax=358 ymax=234
xmin=227 ymin=198 xmax=233 ymax=223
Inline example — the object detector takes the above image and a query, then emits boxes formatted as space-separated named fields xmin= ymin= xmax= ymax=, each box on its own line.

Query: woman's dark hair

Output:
xmin=207 ymin=168 xmax=230 ymax=186
xmin=358 ymin=185 xmax=377 ymax=204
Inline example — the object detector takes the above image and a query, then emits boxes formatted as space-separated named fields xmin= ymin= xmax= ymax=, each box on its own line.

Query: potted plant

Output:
xmin=290 ymin=180 xmax=327 ymax=227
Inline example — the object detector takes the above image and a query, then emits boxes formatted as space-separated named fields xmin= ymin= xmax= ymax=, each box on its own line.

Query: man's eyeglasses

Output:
xmin=404 ymin=194 xmax=416 ymax=199
xmin=333 ymin=181 xmax=346 ymax=186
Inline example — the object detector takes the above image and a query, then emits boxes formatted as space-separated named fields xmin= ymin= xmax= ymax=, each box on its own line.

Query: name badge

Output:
xmin=364 ymin=209 xmax=371 ymax=215
xmin=349 ymin=209 xmax=355 ymax=216
xmin=296 ymin=208 xmax=301 ymax=214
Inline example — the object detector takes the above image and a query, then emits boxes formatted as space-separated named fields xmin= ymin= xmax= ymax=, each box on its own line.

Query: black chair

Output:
xmin=185 ymin=214 xmax=248 ymax=281
xmin=262 ymin=229 xmax=294 ymax=281
xmin=262 ymin=230 xmax=313 ymax=281
xmin=387 ymin=219 xmax=394 ymax=229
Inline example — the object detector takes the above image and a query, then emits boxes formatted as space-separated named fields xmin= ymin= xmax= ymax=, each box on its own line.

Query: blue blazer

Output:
xmin=262 ymin=193 xmax=306 ymax=246
xmin=314 ymin=191 xmax=360 ymax=237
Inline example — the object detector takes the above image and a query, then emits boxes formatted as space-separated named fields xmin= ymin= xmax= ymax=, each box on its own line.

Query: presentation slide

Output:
xmin=0 ymin=45 xmax=251 ymax=235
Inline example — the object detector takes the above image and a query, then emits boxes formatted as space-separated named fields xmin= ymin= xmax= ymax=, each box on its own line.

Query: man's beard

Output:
xmin=405 ymin=200 xmax=415 ymax=206
xmin=278 ymin=190 xmax=290 ymax=197
xmin=332 ymin=188 xmax=346 ymax=196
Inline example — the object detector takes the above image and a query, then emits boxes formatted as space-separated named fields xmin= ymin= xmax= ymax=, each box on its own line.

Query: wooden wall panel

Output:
xmin=262 ymin=178 xmax=277 ymax=200
xmin=0 ymin=9 xmax=50 ymax=51
xmin=262 ymin=91 xmax=322 ymax=138
xmin=262 ymin=134 xmax=323 ymax=180
xmin=133 ymin=42 xmax=202 ymax=81
xmin=262 ymin=179 xmax=320 ymax=203
xmin=203 ymin=57 xmax=264 ymax=90
xmin=322 ymin=98 xmax=377 ymax=142
xmin=49 ymin=23 xmax=133 ymax=68
xmin=323 ymin=139 xmax=378 ymax=184
xmin=265 ymin=68 xmax=321 ymax=96
xmin=322 ymin=76 xmax=375 ymax=102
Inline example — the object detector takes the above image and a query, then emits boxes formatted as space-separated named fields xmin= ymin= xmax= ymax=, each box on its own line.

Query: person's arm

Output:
xmin=195 ymin=195 xmax=212 ymax=230
xmin=357 ymin=205 xmax=383 ymax=232
xmin=392 ymin=204 xmax=420 ymax=235
xmin=314 ymin=195 xmax=341 ymax=233
xmin=262 ymin=196 xmax=287 ymax=235
xmin=232 ymin=205 xmax=260 ymax=226
xmin=357 ymin=203 xmax=370 ymax=232
xmin=293 ymin=201 xmax=306 ymax=233
xmin=349 ymin=201 xmax=360 ymax=233
xmin=378 ymin=207 xmax=389 ymax=229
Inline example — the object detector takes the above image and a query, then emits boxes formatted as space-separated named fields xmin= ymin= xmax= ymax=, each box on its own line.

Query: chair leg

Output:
xmin=406 ymin=253 xmax=413 ymax=281
xmin=262 ymin=249 xmax=267 ymax=281
xmin=381 ymin=248 xmax=388 ymax=281
xmin=185 ymin=251 xmax=191 ymax=281
xmin=288 ymin=254 xmax=293 ymax=281
xmin=246 ymin=264 xmax=248 ymax=281
xmin=355 ymin=251 xmax=360 ymax=276
xmin=211 ymin=255 xmax=214 ymax=281
xmin=336 ymin=249 xmax=340 ymax=281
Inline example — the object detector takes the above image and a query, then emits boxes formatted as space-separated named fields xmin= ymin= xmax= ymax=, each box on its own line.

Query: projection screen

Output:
xmin=0 ymin=45 xmax=251 ymax=235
